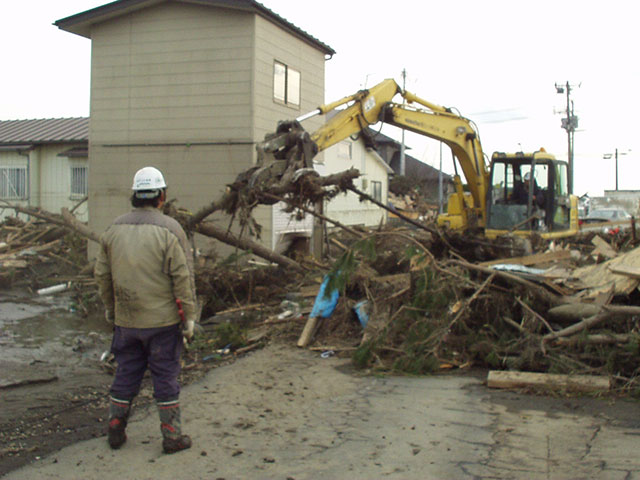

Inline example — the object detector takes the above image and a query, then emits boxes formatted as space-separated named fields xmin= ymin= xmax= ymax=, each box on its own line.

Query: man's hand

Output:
xmin=182 ymin=320 xmax=195 ymax=343
xmin=105 ymin=310 xmax=115 ymax=325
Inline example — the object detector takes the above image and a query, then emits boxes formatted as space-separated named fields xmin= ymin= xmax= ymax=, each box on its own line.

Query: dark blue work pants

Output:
xmin=109 ymin=324 xmax=183 ymax=402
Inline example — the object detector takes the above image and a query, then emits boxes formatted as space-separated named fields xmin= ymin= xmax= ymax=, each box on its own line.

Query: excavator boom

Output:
xmin=256 ymin=78 xmax=577 ymax=237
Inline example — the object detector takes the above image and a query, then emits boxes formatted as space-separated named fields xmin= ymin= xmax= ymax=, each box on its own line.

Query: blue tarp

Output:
xmin=310 ymin=275 xmax=340 ymax=319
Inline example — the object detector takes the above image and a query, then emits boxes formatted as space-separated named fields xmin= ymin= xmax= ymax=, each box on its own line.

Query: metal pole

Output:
xmin=565 ymin=82 xmax=573 ymax=195
xmin=615 ymin=148 xmax=619 ymax=191
xmin=438 ymin=141 xmax=443 ymax=214
xmin=399 ymin=69 xmax=406 ymax=176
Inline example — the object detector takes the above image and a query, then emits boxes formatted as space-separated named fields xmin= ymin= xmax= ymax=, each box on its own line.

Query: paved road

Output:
xmin=5 ymin=343 xmax=640 ymax=479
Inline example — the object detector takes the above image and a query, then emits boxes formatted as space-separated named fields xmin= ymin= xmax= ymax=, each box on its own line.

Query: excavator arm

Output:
xmin=256 ymin=78 xmax=489 ymax=228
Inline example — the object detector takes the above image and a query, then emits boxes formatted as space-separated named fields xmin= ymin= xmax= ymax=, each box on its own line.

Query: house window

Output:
xmin=274 ymin=61 xmax=300 ymax=107
xmin=371 ymin=181 xmax=382 ymax=202
xmin=0 ymin=167 xmax=27 ymax=200
xmin=70 ymin=165 xmax=88 ymax=198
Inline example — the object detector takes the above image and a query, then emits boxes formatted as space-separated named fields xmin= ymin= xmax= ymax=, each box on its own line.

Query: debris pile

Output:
xmin=0 ymin=214 xmax=90 ymax=290
xmin=3 ymin=168 xmax=640 ymax=396
xmin=297 ymin=226 xmax=640 ymax=394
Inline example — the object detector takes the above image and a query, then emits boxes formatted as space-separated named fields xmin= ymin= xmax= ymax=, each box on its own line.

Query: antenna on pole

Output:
xmin=555 ymin=81 xmax=579 ymax=194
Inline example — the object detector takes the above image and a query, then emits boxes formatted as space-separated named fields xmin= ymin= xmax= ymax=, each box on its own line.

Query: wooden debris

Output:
xmin=479 ymin=249 xmax=572 ymax=267
xmin=487 ymin=371 xmax=610 ymax=393
xmin=0 ymin=376 xmax=59 ymax=390
xmin=591 ymin=235 xmax=617 ymax=259
xmin=608 ymin=264 xmax=640 ymax=279
xmin=297 ymin=316 xmax=321 ymax=348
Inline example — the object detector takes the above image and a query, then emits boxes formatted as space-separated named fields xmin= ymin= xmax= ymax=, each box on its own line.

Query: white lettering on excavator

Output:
xmin=363 ymin=96 xmax=376 ymax=113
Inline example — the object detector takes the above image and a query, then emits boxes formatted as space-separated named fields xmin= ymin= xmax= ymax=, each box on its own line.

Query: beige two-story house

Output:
xmin=55 ymin=0 xmax=334 ymax=256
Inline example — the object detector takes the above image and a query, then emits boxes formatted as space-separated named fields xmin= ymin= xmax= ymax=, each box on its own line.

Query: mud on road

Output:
xmin=3 ymin=341 xmax=640 ymax=480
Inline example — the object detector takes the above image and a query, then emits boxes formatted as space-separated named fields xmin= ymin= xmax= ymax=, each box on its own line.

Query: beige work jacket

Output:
xmin=94 ymin=206 xmax=197 ymax=328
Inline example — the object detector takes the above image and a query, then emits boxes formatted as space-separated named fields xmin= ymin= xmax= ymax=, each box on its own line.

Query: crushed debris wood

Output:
xmin=3 ymin=168 xmax=640 ymax=396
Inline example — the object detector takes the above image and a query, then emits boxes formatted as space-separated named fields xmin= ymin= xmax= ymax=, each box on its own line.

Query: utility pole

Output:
xmin=399 ymin=69 xmax=406 ymax=176
xmin=555 ymin=81 xmax=579 ymax=194
xmin=438 ymin=141 xmax=443 ymax=214
xmin=603 ymin=148 xmax=629 ymax=191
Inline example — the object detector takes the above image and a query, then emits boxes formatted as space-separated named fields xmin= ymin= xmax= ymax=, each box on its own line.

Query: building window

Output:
xmin=371 ymin=180 xmax=382 ymax=202
xmin=70 ymin=165 xmax=88 ymax=198
xmin=274 ymin=61 xmax=300 ymax=107
xmin=0 ymin=167 xmax=27 ymax=200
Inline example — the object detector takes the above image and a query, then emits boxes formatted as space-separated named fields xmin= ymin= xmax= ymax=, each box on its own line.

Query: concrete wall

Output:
xmin=594 ymin=190 xmax=640 ymax=217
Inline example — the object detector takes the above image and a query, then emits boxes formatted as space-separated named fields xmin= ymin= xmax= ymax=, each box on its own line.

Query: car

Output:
xmin=579 ymin=208 xmax=633 ymax=233
xmin=583 ymin=208 xmax=631 ymax=223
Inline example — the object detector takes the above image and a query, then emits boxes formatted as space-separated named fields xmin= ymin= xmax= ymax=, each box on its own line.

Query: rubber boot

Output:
xmin=157 ymin=399 xmax=191 ymax=454
xmin=108 ymin=396 xmax=131 ymax=449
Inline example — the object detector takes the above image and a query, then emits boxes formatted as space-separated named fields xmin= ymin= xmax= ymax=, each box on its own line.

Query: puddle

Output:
xmin=0 ymin=291 xmax=112 ymax=366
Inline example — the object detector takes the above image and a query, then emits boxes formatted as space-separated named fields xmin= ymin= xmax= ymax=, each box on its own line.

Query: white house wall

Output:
xmin=321 ymin=138 xmax=389 ymax=228
xmin=0 ymin=145 xmax=88 ymax=222
xmin=37 ymin=145 xmax=88 ymax=222
xmin=0 ymin=151 xmax=29 ymax=220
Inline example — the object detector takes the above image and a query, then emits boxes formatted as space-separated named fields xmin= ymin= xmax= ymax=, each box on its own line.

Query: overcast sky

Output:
xmin=1 ymin=0 xmax=638 ymax=196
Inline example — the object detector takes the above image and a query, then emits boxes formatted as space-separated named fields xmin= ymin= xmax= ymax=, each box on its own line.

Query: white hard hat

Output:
xmin=132 ymin=166 xmax=167 ymax=193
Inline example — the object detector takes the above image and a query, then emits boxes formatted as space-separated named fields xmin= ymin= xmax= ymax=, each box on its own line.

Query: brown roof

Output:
xmin=54 ymin=0 xmax=335 ymax=56
xmin=0 ymin=118 xmax=89 ymax=145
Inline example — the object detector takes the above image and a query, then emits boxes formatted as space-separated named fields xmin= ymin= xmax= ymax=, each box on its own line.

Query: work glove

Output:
xmin=182 ymin=320 xmax=195 ymax=344
xmin=105 ymin=310 xmax=115 ymax=325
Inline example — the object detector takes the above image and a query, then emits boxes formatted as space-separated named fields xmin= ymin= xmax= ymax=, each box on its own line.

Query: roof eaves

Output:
xmin=367 ymin=149 xmax=395 ymax=174
xmin=54 ymin=0 xmax=164 ymax=38
xmin=0 ymin=144 xmax=34 ymax=151
xmin=54 ymin=0 xmax=335 ymax=55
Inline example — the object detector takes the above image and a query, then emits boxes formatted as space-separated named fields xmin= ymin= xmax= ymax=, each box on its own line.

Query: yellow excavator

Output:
xmin=256 ymin=78 xmax=579 ymax=239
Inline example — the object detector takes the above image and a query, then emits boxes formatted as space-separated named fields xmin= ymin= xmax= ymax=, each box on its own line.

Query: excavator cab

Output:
xmin=485 ymin=151 xmax=578 ymax=238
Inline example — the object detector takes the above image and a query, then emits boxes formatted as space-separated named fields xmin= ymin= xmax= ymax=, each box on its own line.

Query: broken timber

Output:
xmin=487 ymin=370 xmax=610 ymax=393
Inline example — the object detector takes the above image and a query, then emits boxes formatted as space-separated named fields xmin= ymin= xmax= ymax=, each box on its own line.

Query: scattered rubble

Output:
xmin=3 ymin=176 xmax=640 ymax=398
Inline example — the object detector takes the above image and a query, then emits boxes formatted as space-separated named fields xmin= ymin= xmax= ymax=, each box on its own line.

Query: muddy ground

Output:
xmin=3 ymin=341 xmax=640 ymax=479
xmin=0 ymin=287 xmax=224 ymax=477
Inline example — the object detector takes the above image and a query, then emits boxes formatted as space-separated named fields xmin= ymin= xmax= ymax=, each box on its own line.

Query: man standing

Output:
xmin=95 ymin=166 xmax=198 ymax=454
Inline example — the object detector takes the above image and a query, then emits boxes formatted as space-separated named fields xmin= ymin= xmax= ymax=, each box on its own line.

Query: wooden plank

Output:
xmin=297 ymin=316 xmax=321 ymax=347
xmin=0 ymin=376 xmax=58 ymax=390
xmin=487 ymin=370 xmax=610 ymax=393
xmin=0 ymin=259 xmax=28 ymax=269
xmin=299 ymin=284 xmax=321 ymax=298
xmin=479 ymin=249 xmax=572 ymax=267
xmin=608 ymin=264 xmax=640 ymax=279
xmin=591 ymin=235 xmax=617 ymax=259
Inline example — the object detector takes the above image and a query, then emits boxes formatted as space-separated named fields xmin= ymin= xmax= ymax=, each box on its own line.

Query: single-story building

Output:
xmin=0 ymin=117 xmax=89 ymax=221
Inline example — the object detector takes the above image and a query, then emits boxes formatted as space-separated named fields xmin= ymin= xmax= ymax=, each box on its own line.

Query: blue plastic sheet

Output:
xmin=353 ymin=300 xmax=369 ymax=328
xmin=310 ymin=275 xmax=339 ymax=319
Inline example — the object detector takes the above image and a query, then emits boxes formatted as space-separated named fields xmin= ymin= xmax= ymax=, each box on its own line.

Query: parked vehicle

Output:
xmin=579 ymin=208 xmax=632 ymax=234
xmin=582 ymin=208 xmax=631 ymax=223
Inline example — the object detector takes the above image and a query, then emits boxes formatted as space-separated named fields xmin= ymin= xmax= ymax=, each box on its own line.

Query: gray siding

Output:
xmin=88 ymin=2 xmax=258 ymax=248
xmin=253 ymin=15 xmax=325 ymax=139
xmin=90 ymin=3 xmax=254 ymax=145
xmin=87 ymin=2 xmax=328 ymax=255
xmin=252 ymin=15 xmax=326 ymax=246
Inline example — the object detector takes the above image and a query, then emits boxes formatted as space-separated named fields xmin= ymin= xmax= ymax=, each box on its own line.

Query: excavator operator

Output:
xmin=512 ymin=171 xmax=544 ymax=207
